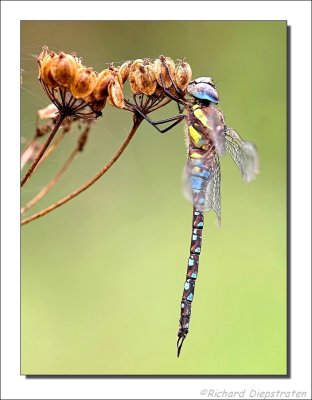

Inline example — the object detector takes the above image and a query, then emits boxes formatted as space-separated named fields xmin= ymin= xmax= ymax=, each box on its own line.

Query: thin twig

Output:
xmin=21 ymin=148 xmax=78 ymax=214
xmin=36 ymin=128 xmax=67 ymax=167
xmin=21 ymin=116 xmax=143 ymax=226
xmin=21 ymin=114 xmax=65 ymax=187
xmin=21 ymin=125 xmax=90 ymax=214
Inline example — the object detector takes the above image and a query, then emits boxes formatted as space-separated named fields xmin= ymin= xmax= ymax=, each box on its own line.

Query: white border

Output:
xmin=1 ymin=1 xmax=311 ymax=399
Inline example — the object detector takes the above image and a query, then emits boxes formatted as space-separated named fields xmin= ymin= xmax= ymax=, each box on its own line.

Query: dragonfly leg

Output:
xmin=154 ymin=116 xmax=185 ymax=133
xmin=162 ymin=61 xmax=184 ymax=96
xmin=125 ymin=100 xmax=185 ymax=133
xmin=159 ymin=74 xmax=187 ymax=108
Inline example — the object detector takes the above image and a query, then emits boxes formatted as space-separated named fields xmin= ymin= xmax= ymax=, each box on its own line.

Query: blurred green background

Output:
xmin=21 ymin=21 xmax=287 ymax=375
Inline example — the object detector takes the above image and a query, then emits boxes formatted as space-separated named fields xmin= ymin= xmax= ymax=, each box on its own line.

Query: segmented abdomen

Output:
xmin=177 ymin=209 xmax=204 ymax=356
xmin=188 ymin=155 xmax=212 ymax=212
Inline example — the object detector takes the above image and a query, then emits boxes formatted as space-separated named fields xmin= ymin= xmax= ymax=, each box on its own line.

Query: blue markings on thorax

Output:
xmin=191 ymin=176 xmax=204 ymax=191
xmin=190 ymin=162 xmax=211 ymax=209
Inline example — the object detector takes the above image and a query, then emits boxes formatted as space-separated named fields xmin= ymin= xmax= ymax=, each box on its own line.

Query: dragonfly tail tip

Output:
xmin=177 ymin=335 xmax=186 ymax=357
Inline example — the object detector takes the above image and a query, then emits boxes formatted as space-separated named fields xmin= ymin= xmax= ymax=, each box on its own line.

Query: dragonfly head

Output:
xmin=187 ymin=77 xmax=219 ymax=104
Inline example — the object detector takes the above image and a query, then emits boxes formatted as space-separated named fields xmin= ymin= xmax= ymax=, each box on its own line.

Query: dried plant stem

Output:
xmin=21 ymin=129 xmax=67 ymax=171
xmin=21 ymin=125 xmax=90 ymax=214
xmin=21 ymin=114 xmax=65 ymax=187
xmin=21 ymin=116 xmax=142 ymax=226
xmin=21 ymin=148 xmax=79 ymax=215
xmin=37 ymin=128 xmax=67 ymax=167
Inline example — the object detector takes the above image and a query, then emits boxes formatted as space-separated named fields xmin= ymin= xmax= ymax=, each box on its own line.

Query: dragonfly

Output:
xmin=32 ymin=49 xmax=259 ymax=357
xmin=130 ymin=75 xmax=259 ymax=356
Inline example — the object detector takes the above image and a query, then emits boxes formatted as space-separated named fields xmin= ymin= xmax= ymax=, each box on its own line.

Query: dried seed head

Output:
xmin=153 ymin=55 xmax=176 ymax=88
xmin=107 ymin=80 xmax=124 ymax=108
xmin=40 ymin=51 xmax=59 ymax=88
xmin=93 ymin=69 xmax=115 ymax=100
xmin=37 ymin=46 xmax=50 ymax=79
xmin=119 ymin=61 xmax=132 ymax=83
xmin=134 ymin=64 xmax=157 ymax=96
xmin=130 ymin=59 xmax=144 ymax=72
xmin=175 ymin=61 xmax=192 ymax=91
xmin=51 ymin=52 xmax=78 ymax=88
xmin=129 ymin=59 xmax=144 ymax=94
xmin=108 ymin=64 xmax=123 ymax=88
xmin=129 ymin=73 xmax=141 ymax=95
xmin=70 ymin=67 xmax=97 ymax=99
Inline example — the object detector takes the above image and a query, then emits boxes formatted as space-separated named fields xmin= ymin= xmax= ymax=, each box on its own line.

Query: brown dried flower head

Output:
xmin=108 ymin=64 xmax=123 ymax=88
xmin=133 ymin=60 xmax=157 ymax=96
xmin=93 ymin=69 xmax=115 ymax=100
xmin=107 ymin=79 xmax=124 ymax=109
xmin=40 ymin=51 xmax=59 ymax=88
xmin=70 ymin=67 xmax=97 ymax=98
xmin=175 ymin=60 xmax=192 ymax=91
xmin=119 ymin=61 xmax=132 ymax=83
xmin=129 ymin=59 xmax=144 ymax=95
xmin=37 ymin=46 xmax=106 ymax=119
xmin=51 ymin=52 xmax=78 ymax=87
xmin=153 ymin=55 xmax=176 ymax=88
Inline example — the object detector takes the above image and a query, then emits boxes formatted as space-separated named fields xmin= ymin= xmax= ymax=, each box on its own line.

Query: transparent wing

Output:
xmin=204 ymin=152 xmax=221 ymax=225
xmin=182 ymin=151 xmax=221 ymax=225
xmin=224 ymin=127 xmax=259 ymax=182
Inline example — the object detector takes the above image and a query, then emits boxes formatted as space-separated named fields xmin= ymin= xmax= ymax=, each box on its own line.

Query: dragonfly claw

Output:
xmin=177 ymin=335 xmax=186 ymax=357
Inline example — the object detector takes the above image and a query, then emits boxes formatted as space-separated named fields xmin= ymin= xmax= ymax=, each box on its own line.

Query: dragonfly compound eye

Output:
xmin=187 ymin=78 xmax=219 ymax=104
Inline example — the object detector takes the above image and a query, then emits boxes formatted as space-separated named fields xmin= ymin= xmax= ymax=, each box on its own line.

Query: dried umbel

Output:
xmin=37 ymin=46 xmax=106 ymax=119
xmin=37 ymin=47 xmax=194 ymax=120
xmin=123 ymin=54 xmax=194 ymax=120
xmin=153 ymin=55 xmax=176 ymax=88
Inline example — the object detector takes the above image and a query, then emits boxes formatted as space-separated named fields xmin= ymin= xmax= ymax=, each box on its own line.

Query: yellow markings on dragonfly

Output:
xmin=190 ymin=151 xmax=203 ymax=159
xmin=189 ymin=126 xmax=202 ymax=146
xmin=193 ymin=106 xmax=208 ymax=128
